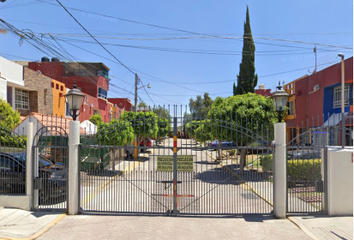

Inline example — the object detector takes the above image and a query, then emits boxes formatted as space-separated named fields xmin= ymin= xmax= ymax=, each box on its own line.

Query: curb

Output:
xmin=287 ymin=216 xmax=320 ymax=240
xmin=0 ymin=213 xmax=66 ymax=240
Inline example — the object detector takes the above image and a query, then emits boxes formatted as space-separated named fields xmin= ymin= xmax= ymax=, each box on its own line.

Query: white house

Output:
xmin=0 ymin=56 xmax=29 ymax=111
xmin=80 ymin=120 xmax=97 ymax=135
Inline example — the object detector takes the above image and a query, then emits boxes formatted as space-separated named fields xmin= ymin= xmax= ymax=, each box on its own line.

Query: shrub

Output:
xmin=259 ymin=154 xmax=273 ymax=172
xmin=287 ymin=159 xmax=321 ymax=182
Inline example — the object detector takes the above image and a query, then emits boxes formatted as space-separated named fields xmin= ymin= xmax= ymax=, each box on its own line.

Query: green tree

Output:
xmin=208 ymin=93 xmax=275 ymax=161
xmin=120 ymin=111 xmax=158 ymax=143
xmin=89 ymin=114 xmax=103 ymax=125
xmin=194 ymin=120 xmax=213 ymax=144
xmin=0 ymin=99 xmax=25 ymax=148
xmin=138 ymin=102 xmax=147 ymax=107
xmin=156 ymin=117 xmax=171 ymax=143
xmin=96 ymin=119 xmax=134 ymax=169
xmin=152 ymin=106 xmax=171 ymax=121
xmin=189 ymin=92 xmax=214 ymax=119
xmin=234 ymin=6 xmax=258 ymax=95
xmin=0 ymin=99 xmax=20 ymax=129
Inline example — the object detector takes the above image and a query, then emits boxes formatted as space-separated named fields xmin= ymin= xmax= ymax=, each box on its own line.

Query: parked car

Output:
xmin=287 ymin=149 xmax=321 ymax=160
xmin=0 ymin=152 xmax=67 ymax=203
xmin=140 ymin=138 xmax=156 ymax=148
xmin=209 ymin=140 xmax=236 ymax=150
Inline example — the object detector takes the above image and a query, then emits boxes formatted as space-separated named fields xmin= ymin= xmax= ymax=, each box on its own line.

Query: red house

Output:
xmin=28 ymin=58 xmax=112 ymax=122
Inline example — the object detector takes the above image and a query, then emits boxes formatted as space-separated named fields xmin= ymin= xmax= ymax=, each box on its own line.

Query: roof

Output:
xmin=17 ymin=113 xmax=86 ymax=135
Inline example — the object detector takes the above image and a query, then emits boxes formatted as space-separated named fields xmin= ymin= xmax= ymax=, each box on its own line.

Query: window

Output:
xmin=15 ymin=88 xmax=29 ymax=109
xmin=333 ymin=85 xmax=349 ymax=108
xmin=60 ymin=85 xmax=63 ymax=91
xmin=98 ymin=87 xmax=107 ymax=99
xmin=287 ymin=101 xmax=294 ymax=115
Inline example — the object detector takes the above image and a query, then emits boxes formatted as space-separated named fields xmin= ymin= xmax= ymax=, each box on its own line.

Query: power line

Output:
xmin=55 ymin=0 xmax=135 ymax=75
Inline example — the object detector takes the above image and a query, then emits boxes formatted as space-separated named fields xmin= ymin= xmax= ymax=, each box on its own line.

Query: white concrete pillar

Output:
xmin=68 ymin=121 xmax=80 ymax=215
xmin=273 ymin=122 xmax=287 ymax=219
xmin=26 ymin=122 xmax=34 ymax=209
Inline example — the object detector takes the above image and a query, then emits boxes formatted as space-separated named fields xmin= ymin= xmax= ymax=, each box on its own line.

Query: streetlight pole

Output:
xmin=135 ymin=73 xmax=138 ymax=113
xmin=338 ymin=53 xmax=345 ymax=148
xmin=134 ymin=73 xmax=151 ymax=113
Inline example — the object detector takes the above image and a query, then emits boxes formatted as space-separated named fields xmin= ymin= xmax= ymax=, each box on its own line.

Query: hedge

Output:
xmin=259 ymin=154 xmax=273 ymax=172
xmin=259 ymin=154 xmax=322 ymax=182
xmin=287 ymin=159 xmax=321 ymax=182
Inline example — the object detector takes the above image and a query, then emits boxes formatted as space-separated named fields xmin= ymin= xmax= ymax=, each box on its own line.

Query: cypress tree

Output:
xmin=234 ymin=6 xmax=258 ymax=95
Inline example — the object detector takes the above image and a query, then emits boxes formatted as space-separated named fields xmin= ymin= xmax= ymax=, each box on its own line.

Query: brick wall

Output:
xmin=24 ymin=67 xmax=53 ymax=115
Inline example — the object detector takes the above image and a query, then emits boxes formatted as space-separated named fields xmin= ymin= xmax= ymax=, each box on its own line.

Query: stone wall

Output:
xmin=24 ymin=67 xmax=53 ymax=115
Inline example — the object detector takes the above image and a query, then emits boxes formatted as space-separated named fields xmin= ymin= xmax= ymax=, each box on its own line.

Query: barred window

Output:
xmin=98 ymin=87 xmax=107 ymax=99
xmin=333 ymin=84 xmax=349 ymax=108
xmin=15 ymin=88 xmax=29 ymax=110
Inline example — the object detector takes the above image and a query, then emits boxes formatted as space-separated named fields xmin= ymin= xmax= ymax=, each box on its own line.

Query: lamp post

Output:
xmin=64 ymin=82 xmax=85 ymax=121
xmin=271 ymin=81 xmax=289 ymax=219
xmin=64 ymin=82 xmax=85 ymax=215
xmin=271 ymin=82 xmax=289 ymax=122
xmin=134 ymin=73 xmax=151 ymax=113
xmin=338 ymin=53 xmax=345 ymax=148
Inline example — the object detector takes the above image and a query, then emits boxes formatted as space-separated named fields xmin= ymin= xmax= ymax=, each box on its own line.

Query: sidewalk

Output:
xmin=0 ymin=207 xmax=352 ymax=240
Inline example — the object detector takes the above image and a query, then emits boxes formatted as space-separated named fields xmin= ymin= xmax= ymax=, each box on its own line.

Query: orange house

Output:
xmin=51 ymin=80 xmax=66 ymax=117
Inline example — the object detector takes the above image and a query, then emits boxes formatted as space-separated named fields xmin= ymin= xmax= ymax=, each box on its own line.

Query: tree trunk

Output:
xmin=240 ymin=149 xmax=246 ymax=175
xmin=216 ymin=141 xmax=222 ymax=161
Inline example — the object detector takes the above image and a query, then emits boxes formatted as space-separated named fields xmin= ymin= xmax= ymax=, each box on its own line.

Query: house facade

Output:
xmin=28 ymin=59 xmax=112 ymax=122
xmin=107 ymin=98 xmax=133 ymax=112
xmin=284 ymin=57 xmax=353 ymax=146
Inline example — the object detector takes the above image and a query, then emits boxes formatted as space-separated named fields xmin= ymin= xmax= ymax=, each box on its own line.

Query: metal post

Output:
xmin=26 ymin=122 xmax=34 ymax=209
xmin=173 ymin=117 xmax=178 ymax=214
xmin=273 ymin=122 xmax=287 ymax=218
xmin=68 ymin=120 xmax=80 ymax=215
xmin=135 ymin=73 xmax=138 ymax=113
xmin=340 ymin=55 xmax=345 ymax=148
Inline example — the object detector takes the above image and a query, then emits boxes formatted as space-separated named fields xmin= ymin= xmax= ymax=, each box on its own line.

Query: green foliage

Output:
xmin=189 ymin=92 xmax=214 ymax=119
xmin=194 ymin=120 xmax=213 ymax=143
xmin=0 ymin=99 xmax=25 ymax=148
xmin=185 ymin=120 xmax=212 ymax=143
xmin=96 ymin=119 xmax=134 ymax=146
xmin=288 ymin=159 xmax=322 ymax=182
xmin=152 ymin=106 xmax=171 ymax=121
xmin=234 ymin=6 xmax=258 ymax=95
xmin=120 ymin=111 xmax=158 ymax=139
xmin=259 ymin=154 xmax=273 ymax=172
xmin=138 ymin=102 xmax=147 ymax=107
xmin=0 ymin=128 xmax=27 ymax=148
xmin=185 ymin=120 xmax=201 ymax=139
xmin=89 ymin=114 xmax=103 ymax=125
xmin=260 ymin=155 xmax=322 ymax=182
xmin=0 ymin=99 xmax=20 ymax=129
xmin=207 ymin=93 xmax=276 ymax=144
xmin=156 ymin=117 xmax=171 ymax=137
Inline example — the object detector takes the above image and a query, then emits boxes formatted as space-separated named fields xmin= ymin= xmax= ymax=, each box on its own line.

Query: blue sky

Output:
xmin=0 ymin=0 xmax=352 ymax=110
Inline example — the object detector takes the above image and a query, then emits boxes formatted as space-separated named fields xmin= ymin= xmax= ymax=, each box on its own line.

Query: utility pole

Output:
xmin=134 ymin=73 xmax=138 ymax=113
xmin=314 ymin=46 xmax=317 ymax=73
xmin=338 ymin=53 xmax=345 ymax=148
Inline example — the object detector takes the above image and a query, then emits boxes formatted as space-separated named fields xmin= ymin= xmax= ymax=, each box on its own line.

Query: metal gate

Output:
xmin=80 ymin=107 xmax=274 ymax=215
xmin=286 ymin=125 xmax=336 ymax=214
xmin=32 ymin=118 xmax=69 ymax=211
